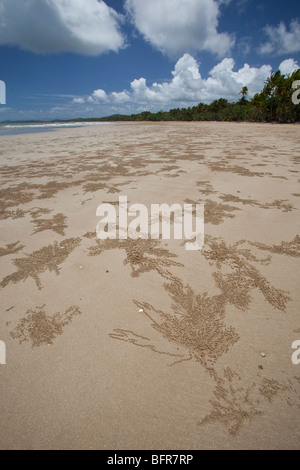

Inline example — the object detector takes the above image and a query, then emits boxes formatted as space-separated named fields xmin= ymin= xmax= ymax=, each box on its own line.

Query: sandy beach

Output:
xmin=0 ymin=121 xmax=299 ymax=450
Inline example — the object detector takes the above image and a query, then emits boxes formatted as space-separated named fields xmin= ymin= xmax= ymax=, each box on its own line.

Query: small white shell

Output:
xmin=139 ymin=309 xmax=144 ymax=313
xmin=261 ymin=353 xmax=266 ymax=357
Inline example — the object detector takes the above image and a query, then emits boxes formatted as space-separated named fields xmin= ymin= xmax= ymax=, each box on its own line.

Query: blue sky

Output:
xmin=0 ymin=0 xmax=299 ymax=121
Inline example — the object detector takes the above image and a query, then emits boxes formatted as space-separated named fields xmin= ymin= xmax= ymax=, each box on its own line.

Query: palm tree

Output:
xmin=264 ymin=72 xmax=277 ymax=121
xmin=238 ymin=86 xmax=249 ymax=120
xmin=240 ymin=86 xmax=249 ymax=99
xmin=275 ymin=72 xmax=287 ymax=122
xmin=251 ymin=93 xmax=264 ymax=121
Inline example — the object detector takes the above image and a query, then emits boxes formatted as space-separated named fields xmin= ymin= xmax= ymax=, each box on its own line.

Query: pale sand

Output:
xmin=0 ymin=121 xmax=299 ymax=450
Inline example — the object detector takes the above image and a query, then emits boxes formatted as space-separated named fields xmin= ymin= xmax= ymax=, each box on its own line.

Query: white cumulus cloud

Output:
xmin=279 ymin=59 xmax=300 ymax=76
xmin=259 ymin=20 xmax=300 ymax=55
xmin=125 ymin=0 xmax=235 ymax=58
xmin=0 ymin=0 xmax=125 ymax=55
xmin=82 ymin=54 xmax=274 ymax=113
xmin=88 ymin=89 xmax=108 ymax=102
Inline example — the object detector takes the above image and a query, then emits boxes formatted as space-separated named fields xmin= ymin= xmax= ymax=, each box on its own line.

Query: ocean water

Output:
xmin=0 ymin=121 xmax=113 ymax=136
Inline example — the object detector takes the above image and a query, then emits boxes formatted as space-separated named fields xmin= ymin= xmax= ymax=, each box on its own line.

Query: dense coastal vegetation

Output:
xmin=94 ymin=69 xmax=300 ymax=123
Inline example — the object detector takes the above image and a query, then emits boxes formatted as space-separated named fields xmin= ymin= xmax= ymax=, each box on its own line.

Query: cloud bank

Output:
xmin=125 ymin=0 xmax=235 ymax=58
xmin=0 ymin=0 xmax=125 ymax=55
xmin=83 ymin=54 xmax=276 ymax=112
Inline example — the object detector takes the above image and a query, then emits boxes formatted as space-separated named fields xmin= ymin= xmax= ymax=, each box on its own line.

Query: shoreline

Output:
xmin=1 ymin=119 xmax=300 ymax=138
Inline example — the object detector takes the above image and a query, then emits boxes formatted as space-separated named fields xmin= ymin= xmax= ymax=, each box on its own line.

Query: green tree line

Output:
xmin=95 ymin=68 xmax=300 ymax=123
